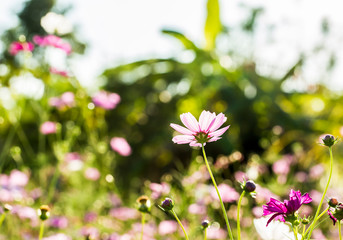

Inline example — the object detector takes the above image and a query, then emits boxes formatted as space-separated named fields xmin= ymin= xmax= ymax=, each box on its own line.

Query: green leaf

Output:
xmin=161 ymin=29 xmax=198 ymax=50
xmin=204 ymin=0 xmax=221 ymax=51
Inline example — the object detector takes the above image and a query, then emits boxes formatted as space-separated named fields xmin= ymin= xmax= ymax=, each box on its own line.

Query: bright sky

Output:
xmin=2 ymin=0 xmax=343 ymax=90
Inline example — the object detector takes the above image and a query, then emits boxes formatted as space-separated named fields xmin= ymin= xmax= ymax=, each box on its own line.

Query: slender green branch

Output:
xmin=171 ymin=209 xmax=189 ymax=240
xmin=304 ymin=207 xmax=329 ymax=237
xmin=292 ymin=225 xmax=299 ymax=240
xmin=202 ymin=145 xmax=234 ymax=240
xmin=204 ymin=227 xmax=207 ymax=240
xmin=141 ymin=213 xmax=145 ymax=240
xmin=237 ymin=190 xmax=245 ymax=240
xmin=306 ymin=146 xmax=333 ymax=239
xmin=38 ymin=221 xmax=45 ymax=240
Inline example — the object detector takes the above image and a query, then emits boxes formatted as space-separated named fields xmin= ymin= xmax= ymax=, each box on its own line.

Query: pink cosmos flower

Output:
xmin=40 ymin=121 xmax=57 ymax=135
xmin=49 ymin=92 xmax=75 ymax=109
xmin=33 ymin=35 xmax=72 ymax=54
xmin=207 ymin=227 xmax=227 ymax=239
xmin=9 ymin=41 xmax=34 ymax=55
xmin=84 ymin=167 xmax=100 ymax=181
xmin=110 ymin=137 xmax=132 ymax=156
xmin=43 ymin=233 xmax=71 ymax=240
xmin=109 ymin=207 xmax=139 ymax=221
xmin=263 ymin=189 xmax=312 ymax=226
xmin=170 ymin=110 xmax=230 ymax=147
xmin=92 ymin=90 xmax=121 ymax=110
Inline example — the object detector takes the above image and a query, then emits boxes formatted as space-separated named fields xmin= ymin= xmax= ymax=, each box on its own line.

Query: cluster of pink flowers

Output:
xmin=0 ymin=170 xmax=29 ymax=202
xmin=33 ymin=35 xmax=72 ymax=54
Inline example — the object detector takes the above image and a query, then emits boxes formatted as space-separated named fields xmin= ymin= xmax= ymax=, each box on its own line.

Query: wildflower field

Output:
xmin=1 ymin=0 xmax=343 ymax=239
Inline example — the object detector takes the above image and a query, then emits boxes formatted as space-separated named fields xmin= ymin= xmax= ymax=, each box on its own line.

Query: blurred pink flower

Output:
xmin=295 ymin=171 xmax=308 ymax=183
xmin=9 ymin=41 xmax=34 ymax=55
xmin=252 ymin=206 xmax=263 ymax=217
xmin=110 ymin=137 xmax=132 ymax=156
xmin=33 ymin=35 xmax=72 ymax=54
xmin=110 ymin=207 xmax=138 ymax=221
xmin=255 ymin=185 xmax=279 ymax=204
xmin=40 ymin=121 xmax=57 ymax=135
xmin=158 ymin=220 xmax=178 ymax=235
xmin=48 ymin=216 xmax=68 ymax=229
xmin=210 ymin=183 xmax=239 ymax=203
xmin=309 ymin=164 xmax=324 ymax=180
xmin=43 ymin=233 xmax=71 ymax=240
xmin=207 ymin=227 xmax=227 ymax=239
xmin=84 ymin=168 xmax=100 ymax=181
xmin=9 ymin=170 xmax=29 ymax=187
xmin=50 ymin=67 xmax=69 ymax=77
xmin=188 ymin=203 xmax=207 ymax=215
xmin=149 ymin=182 xmax=170 ymax=199
xmin=11 ymin=205 xmax=39 ymax=226
xmin=272 ymin=155 xmax=294 ymax=176
xmin=234 ymin=171 xmax=248 ymax=182
xmin=81 ymin=226 xmax=99 ymax=239
xmin=170 ymin=110 xmax=230 ymax=147
xmin=0 ymin=170 xmax=29 ymax=202
xmin=92 ymin=90 xmax=121 ymax=110
xmin=49 ymin=92 xmax=75 ymax=109
xmin=309 ymin=190 xmax=322 ymax=205
xmin=84 ymin=212 xmax=97 ymax=223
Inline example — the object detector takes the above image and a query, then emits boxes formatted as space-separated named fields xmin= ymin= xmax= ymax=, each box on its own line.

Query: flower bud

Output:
xmin=136 ymin=195 xmax=151 ymax=213
xmin=244 ymin=180 xmax=256 ymax=193
xmin=3 ymin=204 xmax=12 ymax=212
xmin=328 ymin=197 xmax=339 ymax=207
xmin=293 ymin=220 xmax=300 ymax=226
xmin=161 ymin=198 xmax=174 ymax=211
xmin=322 ymin=135 xmax=336 ymax=147
xmin=38 ymin=205 xmax=50 ymax=221
xmin=301 ymin=217 xmax=310 ymax=225
xmin=201 ymin=219 xmax=210 ymax=229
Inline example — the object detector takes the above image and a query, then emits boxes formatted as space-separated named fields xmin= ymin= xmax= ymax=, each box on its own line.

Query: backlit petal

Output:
xmin=170 ymin=123 xmax=194 ymax=135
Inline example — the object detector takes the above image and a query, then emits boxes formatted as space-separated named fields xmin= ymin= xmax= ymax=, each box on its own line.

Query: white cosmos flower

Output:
xmin=253 ymin=217 xmax=302 ymax=240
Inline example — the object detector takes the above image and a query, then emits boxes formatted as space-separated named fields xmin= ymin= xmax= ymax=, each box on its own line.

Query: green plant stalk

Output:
xmin=204 ymin=228 xmax=207 ymax=240
xmin=306 ymin=146 xmax=333 ymax=240
xmin=0 ymin=213 xmax=5 ymax=228
xmin=38 ymin=221 xmax=45 ymax=240
xmin=202 ymin=145 xmax=234 ymax=240
xmin=292 ymin=225 xmax=299 ymax=240
xmin=303 ymin=207 xmax=329 ymax=239
xmin=237 ymin=190 xmax=245 ymax=240
xmin=171 ymin=209 xmax=189 ymax=240
xmin=141 ymin=213 xmax=145 ymax=240
xmin=339 ymin=221 xmax=342 ymax=240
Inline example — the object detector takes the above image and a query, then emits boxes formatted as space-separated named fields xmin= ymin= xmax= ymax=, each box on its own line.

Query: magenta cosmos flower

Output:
xmin=170 ymin=110 xmax=230 ymax=147
xmin=263 ymin=189 xmax=312 ymax=226
xmin=9 ymin=41 xmax=34 ymax=55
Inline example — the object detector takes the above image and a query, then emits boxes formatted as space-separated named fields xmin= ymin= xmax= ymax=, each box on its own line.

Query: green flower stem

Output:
xmin=301 ymin=225 xmax=306 ymax=240
xmin=339 ymin=221 xmax=342 ymax=240
xmin=204 ymin=228 xmax=207 ymax=240
xmin=237 ymin=190 xmax=245 ymax=240
xmin=306 ymin=147 xmax=334 ymax=240
xmin=141 ymin=213 xmax=145 ymax=240
xmin=292 ymin=225 xmax=299 ymax=240
xmin=171 ymin=209 xmax=189 ymax=240
xmin=38 ymin=221 xmax=45 ymax=240
xmin=0 ymin=213 xmax=5 ymax=228
xmin=202 ymin=145 xmax=234 ymax=240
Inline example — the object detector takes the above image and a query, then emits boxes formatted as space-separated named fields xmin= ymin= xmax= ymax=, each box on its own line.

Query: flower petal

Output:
xmin=207 ymin=137 xmax=221 ymax=142
xmin=199 ymin=111 xmax=216 ymax=132
xmin=209 ymin=126 xmax=230 ymax=138
xmin=189 ymin=141 xmax=202 ymax=147
xmin=170 ymin=123 xmax=194 ymax=135
xmin=208 ymin=113 xmax=227 ymax=132
xmin=300 ymin=193 xmax=312 ymax=205
xmin=172 ymin=135 xmax=194 ymax=144
xmin=180 ymin=113 xmax=200 ymax=133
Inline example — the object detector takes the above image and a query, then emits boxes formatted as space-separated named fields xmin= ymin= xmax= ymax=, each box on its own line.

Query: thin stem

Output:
xmin=306 ymin=146 xmax=333 ymax=240
xmin=202 ymin=145 xmax=234 ymax=240
xmin=204 ymin=228 xmax=207 ymax=240
xmin=141 ymin=213 xmax=145 ymax=240
xmin=292 ymin=225 xmax=299 ymax=240
xmin=38 ymin=221 xmax=45 ymax=240
xmin=339 ymin=221 xmax=342 ymax=240
xmin=301 ymin=225 xmax=306 ymax=240
xmin=0 ymin=213 xmax=5 ymax=228
xmin=171 ymin=209 xmax=189 ymax=240
xmin=304 ymin=207 xmax=329 ymax=236
xmin=237 ymin=190 xmax=245 ymax=240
